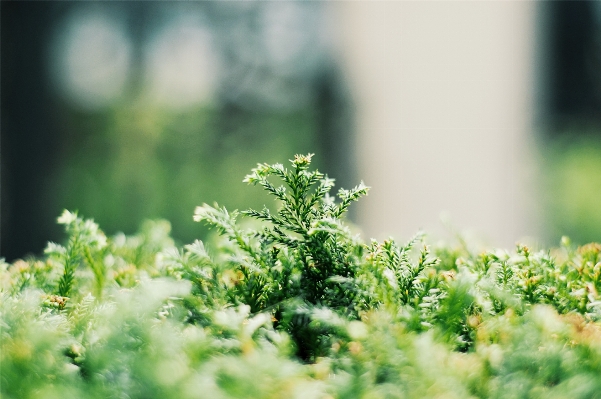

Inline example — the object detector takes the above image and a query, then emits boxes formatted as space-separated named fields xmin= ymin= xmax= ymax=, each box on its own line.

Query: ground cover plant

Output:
xmin=2 ymin=154 xmax=601 ymax=399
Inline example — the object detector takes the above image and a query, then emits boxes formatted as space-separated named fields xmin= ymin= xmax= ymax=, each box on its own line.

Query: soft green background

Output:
xmin=50 ymin=103 xmax=324 ymax=247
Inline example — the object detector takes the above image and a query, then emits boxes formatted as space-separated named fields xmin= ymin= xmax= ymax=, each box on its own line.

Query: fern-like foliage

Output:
xmin=46 ymin=211 xmax=107 ymax=299
xmin=194 ymin=154 xmax=369 ymax=360
xmin=3 ymin=153 xmax=601 ymax=398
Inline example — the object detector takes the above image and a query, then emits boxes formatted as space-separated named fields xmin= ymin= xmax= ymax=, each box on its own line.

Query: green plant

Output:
xmin=193 ymin=154 xmax=369 ymax=360
xmin=2 ymin=154 xmax=601 ymax=399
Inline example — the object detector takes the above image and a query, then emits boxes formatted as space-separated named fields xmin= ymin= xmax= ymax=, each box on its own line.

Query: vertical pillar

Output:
xmin=333 ymin=2 xmax=538 ymax=247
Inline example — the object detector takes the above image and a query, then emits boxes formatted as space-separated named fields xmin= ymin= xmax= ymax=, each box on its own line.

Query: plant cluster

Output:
xmin=2 ymin=154 xmax=601 ymax=399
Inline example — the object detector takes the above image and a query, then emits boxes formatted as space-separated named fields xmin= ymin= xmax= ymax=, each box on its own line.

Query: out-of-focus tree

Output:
xmin=1 ymin=2 xmax=355 ymax=261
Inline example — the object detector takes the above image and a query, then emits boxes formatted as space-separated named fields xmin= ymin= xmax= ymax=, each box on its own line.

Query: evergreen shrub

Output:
xmin=2 ymin=154 xmax=601 ymax=398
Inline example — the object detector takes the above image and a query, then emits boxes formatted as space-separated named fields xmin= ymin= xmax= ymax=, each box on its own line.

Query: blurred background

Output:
xmin=2 ymin=1 xmax=601 ymax=261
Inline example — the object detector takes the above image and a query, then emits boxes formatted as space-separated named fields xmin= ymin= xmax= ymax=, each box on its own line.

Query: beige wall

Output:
xmin=332 ymin=1 xmax=539 ymax=247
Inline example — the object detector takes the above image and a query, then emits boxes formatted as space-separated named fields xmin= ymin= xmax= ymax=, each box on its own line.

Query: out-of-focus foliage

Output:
xmin=3 ymin=1 xmax=353 ymax=265
xmin=52 ymin=105 xmax=320 ymax=247
xmin=43 ymin=1 xmax=337 ymax=251
xmin=543 ymin=136 xmax=601 ymax=245
xmin=2 ymin=155 xmax=601 ymax=398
